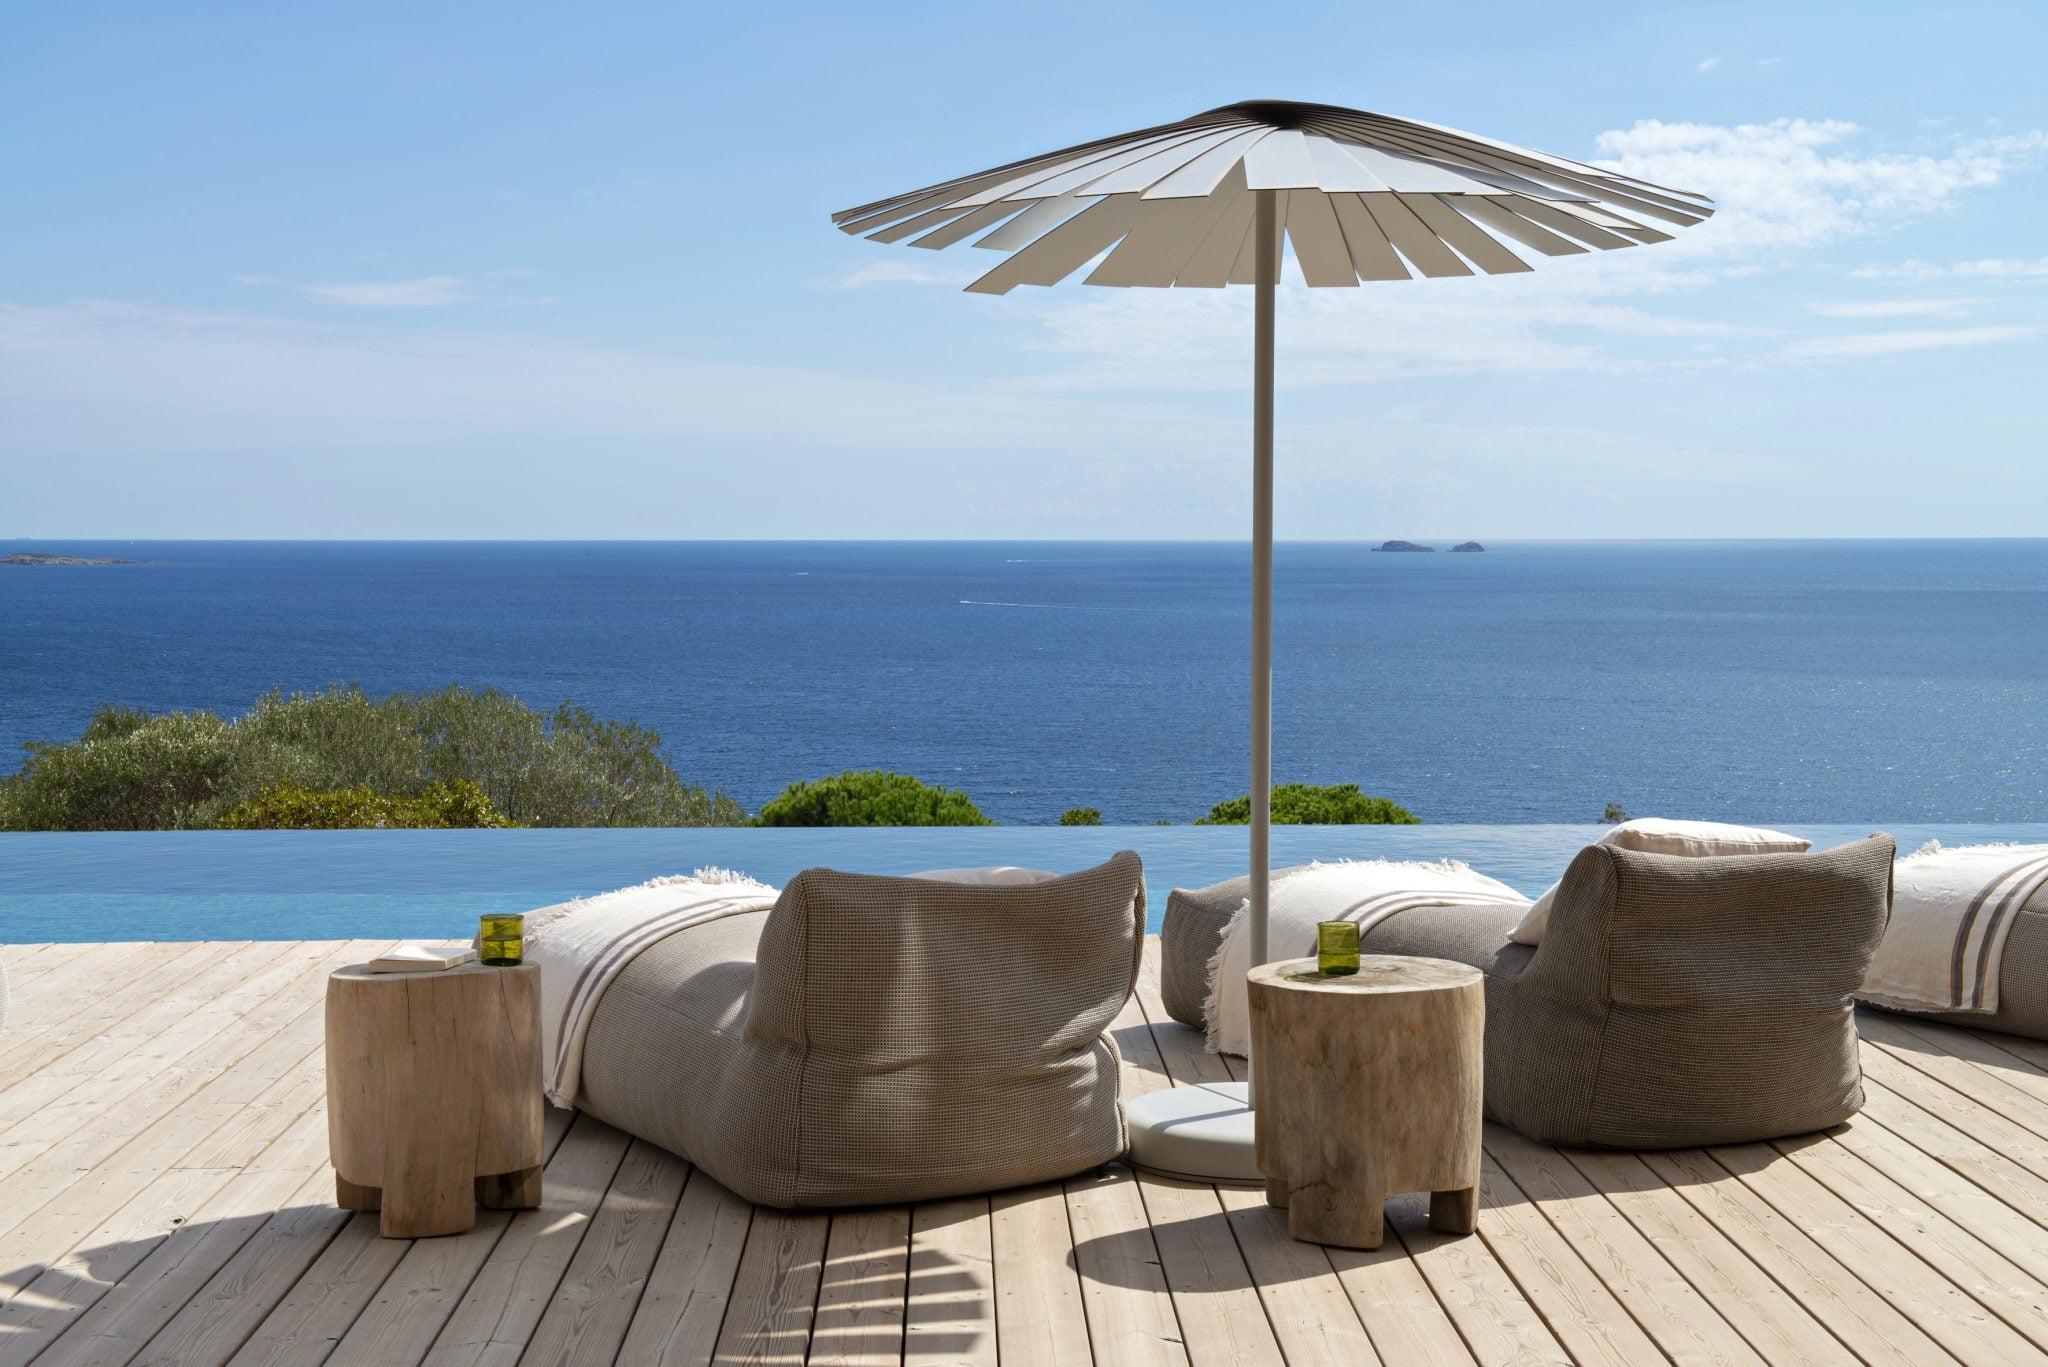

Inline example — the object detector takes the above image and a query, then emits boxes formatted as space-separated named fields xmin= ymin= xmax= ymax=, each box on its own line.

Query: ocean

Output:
xmin=2 ymin=539 xmax=2044 ymax=825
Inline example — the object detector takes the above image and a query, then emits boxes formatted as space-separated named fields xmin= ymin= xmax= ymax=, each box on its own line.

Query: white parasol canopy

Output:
xmin=833 ymin=99 xmax=1711 ymax=292
xmin=834 ymin=100 xmax=1711 ymax=1183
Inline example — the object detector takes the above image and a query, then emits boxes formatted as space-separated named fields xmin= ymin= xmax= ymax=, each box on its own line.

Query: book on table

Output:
xmin=369 ymin=942 xmax=477 ymax=974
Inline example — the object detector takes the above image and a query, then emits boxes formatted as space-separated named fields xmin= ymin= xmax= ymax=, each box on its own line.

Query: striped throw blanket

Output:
xmin=525 ymin=870 xmax=779 ymax=1108
xmin=1205 ymin=859 xmax=1529 ymax=1056
xmin=1862 ymin=843 xmax=2048 ymax=1015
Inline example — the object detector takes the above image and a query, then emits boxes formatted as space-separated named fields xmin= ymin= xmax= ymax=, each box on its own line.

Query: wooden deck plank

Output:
xmin=1963 ymin=1025 xmax=2048 ymax=1076
xmin=989 ymin=1183 xmax=1093 ymax=1367
xmin=0 ymin=946 xmax=163 ymax=1032
xmin=1860 ymin=1045 xmax=2048 ymax=1185
xmin=1467 ymin=1153 xmax=1666 ymax=1367
xmin=0 ymin=942 xmax=230 ymax=1091
xmin=219 ymin=1107 xmax=576 ymax=1367
xmin=1858 ymin=1079 xmax=2048 ymax=1227
xmin=329 ymin=1113 xmax=631 ymax=1367
xmin=1560 ymin=1147 xmax=1857 ymax=1366
xmin=1863 ymin=1014 xmax=2048 ymax=1143
xmin=702 ymin=1208 xmax=828 ymax=1366
xmin=1640 ymin=1147 xmax=1956 ymax=1367
xmin=54 ymin=1166 xmax=343 ymax=1367
xmin=808 ymin=1206 xmax=909 ymax=1367
xmin=1128 ymin=957 xmax=1301 ymax=1367
xmin=906 ymin=1197 xmax=996 ymax=1366
xmin=0 ymin=946 xmax=154 ymax=1032
xmin=1065 ymin=1165 xmax=1189 ymax=1367
xmin=511 ymin=1138 xmax=691 ymax=1367
xmin=0 ymin=1053 xmax=329 ymax=1361
xmin=1218 ymin=1184 xmax=1384 ymax=1366
xmin=1070 ymin=989 xmax=1191 ymax=1367
xmin=1383 ymin=1191 xmax=1570 ymax=1366
xmin=0 ymin=956 xmax=352 ymax=1297
xmin=613 ymin=1167 xmax=752 ymax=1366
xmin=1484 ymin=1124 xmax=1764 ymax=1367
xmin=0 ymin=941 xmax=254 ymax=1115
xmin=1712 ymin=1136 xmax=2044 ymax=1365
xmin=1324 ymin=1235 xmax=1479 ymax=1366
xmin=33 ymin=1104 xmax=334 ymax=1367
xmin=1771 ymin=1125 xmax=2048 ymax=1352
xmin=0 ymin=940 xmax=382 ymax=1190
xmin=1133 ymin=1177 xmax=1283 ymax=1367
xmin=24 ymin=938 xmax=2048 ymax=1367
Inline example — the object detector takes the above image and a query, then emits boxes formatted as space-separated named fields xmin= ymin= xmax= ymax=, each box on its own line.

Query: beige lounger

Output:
xmin=577 ymin=851 xmax=1146 ymax=1208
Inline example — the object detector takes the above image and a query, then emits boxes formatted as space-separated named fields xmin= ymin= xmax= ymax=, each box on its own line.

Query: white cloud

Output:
xmin=1759 ymin=57 xmax=1782 ymax=69
xmin=237 ymin=274 xmax=468 ymax=307
xmin=1590 ymin=120 xmax=2043 ymax=256
xmin=1850 ymin=256 xmax=2048 ymax=279
xmin=1012 ymin=117 xmax=2047 ymax=391
xmin=814 ymin=258 xmax=979 ymax=291
xmin=1805 ymin=298 xmax=1973 ymax=318
xmin=1782 ymin=324 xmax=2038 ymax=360
xmin=1696 ymin=57 xmax=1721 ymax=74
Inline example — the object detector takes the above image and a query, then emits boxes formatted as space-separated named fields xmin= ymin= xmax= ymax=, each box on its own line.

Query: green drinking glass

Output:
xmin=479 ymin=913 xmax=525 ymax=967
xmin=1317 ymin=920 xmax=1360 ymax=976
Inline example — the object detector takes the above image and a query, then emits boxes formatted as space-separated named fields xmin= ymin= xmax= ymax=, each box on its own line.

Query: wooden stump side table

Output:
xmin=325 ymin=961 xmax=543 ymax=1238
xmin=1250 ymin=955 xmax=1483 ymax=1249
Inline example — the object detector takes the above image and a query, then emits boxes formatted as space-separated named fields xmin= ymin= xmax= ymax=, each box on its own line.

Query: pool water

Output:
xmin=6 ymin=823 xmax=2043 ymax=943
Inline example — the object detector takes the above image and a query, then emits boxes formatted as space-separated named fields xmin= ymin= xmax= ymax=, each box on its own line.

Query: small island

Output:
xmin=2 ymin=552 xmax=134 ymax=566
xmin=1372 ymin=540 xmax=1435 ymax=553
xmin=1450 ymin=541 xmax=1485 ymax=553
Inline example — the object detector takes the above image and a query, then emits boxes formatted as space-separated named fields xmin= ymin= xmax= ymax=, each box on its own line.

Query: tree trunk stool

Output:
xmin=1250 ymin=955 xmax=1483 ymax=1249
xmin=325 ymin=962 xmax=543 ymax=1238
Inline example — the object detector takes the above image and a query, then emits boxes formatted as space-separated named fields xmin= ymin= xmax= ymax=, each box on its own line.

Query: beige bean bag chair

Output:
xmin=577 ymin=852 xmax=1145 ymax=1208
xmin=1164 ymin=838 xmax=1896 ymax=1148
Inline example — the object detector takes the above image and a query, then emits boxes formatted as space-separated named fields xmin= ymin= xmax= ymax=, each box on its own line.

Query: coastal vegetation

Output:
xmin=752 ymin=770 xmax=993 ymax=827
xmin=1 ymin=688 xmax=1423 ymax=830
xmin=0 ymin=685 xmax=743 ymax=831
xmin=1197 ymin=783 xmax=1419 ymax=826
xmin=219 ymin=779 xmax=514 ymax=829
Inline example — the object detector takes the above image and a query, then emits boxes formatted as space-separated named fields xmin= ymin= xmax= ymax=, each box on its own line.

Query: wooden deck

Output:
xmin=5 ymin=942 xmax=2048 ymax=1366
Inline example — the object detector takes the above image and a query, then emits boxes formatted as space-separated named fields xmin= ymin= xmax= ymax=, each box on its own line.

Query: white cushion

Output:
xmin=1509 ymin=819 xmax=1812 ymax=946
xmin=908 ymin=866 xmax=1057 ymax=886
xmin=1207 ymin=859 xmax=1530 ymax=1056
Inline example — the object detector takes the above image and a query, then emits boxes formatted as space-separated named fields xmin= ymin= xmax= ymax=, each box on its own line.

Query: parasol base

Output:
xmin=1124 ymin=1080 xmax=1263 ymax=1186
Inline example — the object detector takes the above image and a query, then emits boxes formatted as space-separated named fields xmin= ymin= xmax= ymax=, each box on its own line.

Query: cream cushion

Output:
xmin=1206 ymin=858 xmax=1530 ymax=1055
xmin=909 ymin=866 xmax=1056 ymax=885
xmin=1510 ymin=819 xmax=1812 ymax=946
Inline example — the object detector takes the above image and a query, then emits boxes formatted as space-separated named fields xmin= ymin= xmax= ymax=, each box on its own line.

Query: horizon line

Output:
xmin=8 ymin=535 xmax=2048 ymax=546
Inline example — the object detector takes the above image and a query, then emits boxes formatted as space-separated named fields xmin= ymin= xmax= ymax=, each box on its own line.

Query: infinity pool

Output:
xmin=7 ymin=823 xmax=2045 ymax=943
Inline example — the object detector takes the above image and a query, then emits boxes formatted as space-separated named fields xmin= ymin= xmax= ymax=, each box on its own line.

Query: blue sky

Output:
xmin=3 ymin=1 xmax=2045 ymax=539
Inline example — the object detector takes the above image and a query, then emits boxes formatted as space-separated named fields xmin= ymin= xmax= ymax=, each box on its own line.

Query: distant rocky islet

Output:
xmin=1371 ymin=541 xmax=1485 ymax=553
xmin=2 ymin=552 xmax=135 ymax=566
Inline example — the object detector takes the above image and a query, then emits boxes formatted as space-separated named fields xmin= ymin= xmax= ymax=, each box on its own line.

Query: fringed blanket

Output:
xmin=1205 ymin=859 xmax=1529 ymax=1056
xmin=1862 ymin=843 xmax=2048 ymax=1015
xmin=524 ymin=869 xmax=778 ymax=1108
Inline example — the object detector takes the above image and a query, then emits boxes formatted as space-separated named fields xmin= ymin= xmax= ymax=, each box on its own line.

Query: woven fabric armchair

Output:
xmin=577 ymin=852 xmax=1145 ymax=1207
xmin=1161 ymin=837 xmax=1895 ymax=1148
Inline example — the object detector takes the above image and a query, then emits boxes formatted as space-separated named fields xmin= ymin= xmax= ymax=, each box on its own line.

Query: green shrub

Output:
xmin=0 ymin=685 xmax=745 ymax=831
xmin=1601 ymin=802 xmax=1630 ymax=824
xmin=751 ymin=770 xmax=992 ymax=827
xmin=1195 ymin=783 xmax=1419 ymax=826
xmin=0 ymin=709 xmax=242 ymax=831
xmin=1059 ymin=806 xmax=1103 ymax=826
xmin=218 ymin=779 xmax=515 ymax=830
